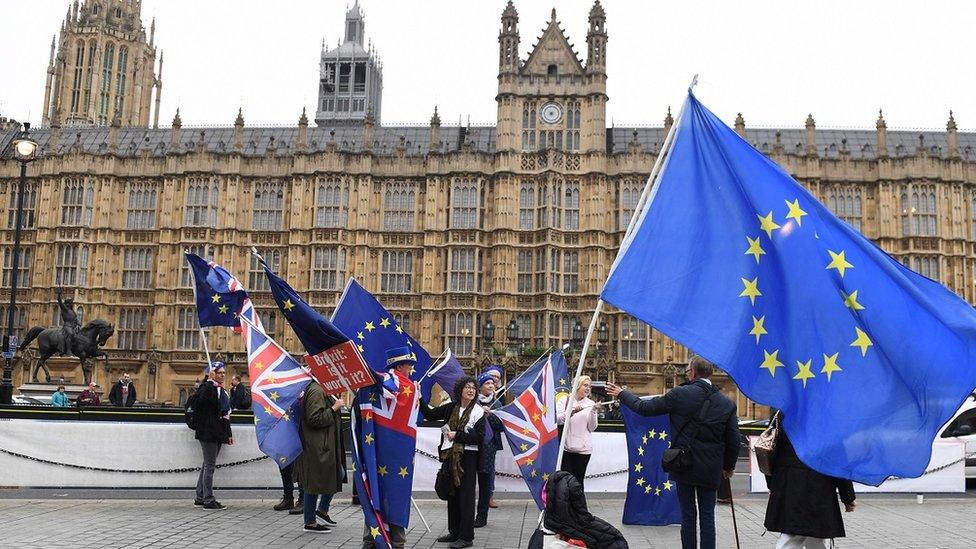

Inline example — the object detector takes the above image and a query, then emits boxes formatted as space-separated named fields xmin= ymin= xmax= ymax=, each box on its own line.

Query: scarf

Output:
xmin=442 ymin=400 xmax=476 ymax=488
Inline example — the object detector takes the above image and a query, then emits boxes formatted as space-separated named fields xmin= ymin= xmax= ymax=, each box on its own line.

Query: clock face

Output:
xmin=540 ymin=102 xmax=563 ymax=124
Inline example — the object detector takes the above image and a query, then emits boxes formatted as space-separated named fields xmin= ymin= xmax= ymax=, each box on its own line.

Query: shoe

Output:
xmin=289 ymin=500 xmax=304 ymax=515
xmin=437 ymin=534 xmax=458 ymax=543
xmin=488 ymin=498 xmax=499 ymax=508
xmin=449 ymin=540 xmax=473 ymax=549
xmin=273 ymin=496 xmax=295 ymax=511
xmin=316 ymin=510 xmax=337 ymax=526
xmin=473 ymin=516 xmax=487 ymax=528
xmin=303 ymin=523 xmax=331 ymax=534
xmin=193 ymin=499 xmax=204 ymax=506
xmin=203 ymin=501 xmax=225 ymax=510
xmin=717 ymin=498 xmax=732 ymax=505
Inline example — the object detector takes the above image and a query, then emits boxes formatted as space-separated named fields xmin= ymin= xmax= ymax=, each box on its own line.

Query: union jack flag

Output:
xmin=494 ymin=352 xmax=567 ymax=509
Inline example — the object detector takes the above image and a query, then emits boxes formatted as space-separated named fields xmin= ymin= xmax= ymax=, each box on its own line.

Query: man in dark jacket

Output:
xmin=230 ymin=375 xmax=252 ymax=410
xmin=193 ymin=362 xmax=233 ymax=510
xmin=108 ymin=372 xmax=136 ymax=407
xmin=607 ymin=356 xmax=739 ymax=549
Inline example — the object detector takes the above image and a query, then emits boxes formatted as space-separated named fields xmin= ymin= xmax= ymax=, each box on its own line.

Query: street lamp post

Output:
xmin=506 ymin=318 xmax=520 ymax=355
xmin=0 ymin=123 xmax=38 ymax=404
xmin=482 ymin=318 xmax=494 ymax=355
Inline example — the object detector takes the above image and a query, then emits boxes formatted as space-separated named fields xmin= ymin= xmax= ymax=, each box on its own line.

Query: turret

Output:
xmin=586 ymin=0 xmax=607 ymax=73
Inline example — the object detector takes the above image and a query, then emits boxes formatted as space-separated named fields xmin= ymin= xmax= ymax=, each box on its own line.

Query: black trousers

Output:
xmin=279 ymin=462 xmax=294 ymax=498
xmin=560 ymin=451 xmax=591 ymax=491
xmin=447 ymin=450 xmax=479 ymax=542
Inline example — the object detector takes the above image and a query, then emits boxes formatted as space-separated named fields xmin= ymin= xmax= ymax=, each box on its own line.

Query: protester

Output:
xmin=607 ymin=356 xmax=739 ymax=549
xmin=109 ymin=372 xmax=136 ymax=407
xmin=764 ymin=412 xmax=856 ymax=549
xmin=76 ymin=381 xmax=100 ymax=407
xmin=50 ymin=384 xmax=71 ymax=407
xmin=294 ymin=378 xmax=345 ymax=534
xmin=420 ymin=376 xmax=486 ymax=549
xmin=273 ymin=463 xmax=304 ymax=514
xmin=557 ymin=375 xmax=601 ymax=491
xmin=192 ymin=362 xmax=233 ymax=510
xmin=230 ymin=375 xmax=252 ymax=410
xmin=475 ymin=372 xmax=504 ymax=527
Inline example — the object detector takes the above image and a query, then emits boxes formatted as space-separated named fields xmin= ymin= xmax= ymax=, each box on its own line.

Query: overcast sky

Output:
xmin=3 ymin=0 xmax=975 ymax=131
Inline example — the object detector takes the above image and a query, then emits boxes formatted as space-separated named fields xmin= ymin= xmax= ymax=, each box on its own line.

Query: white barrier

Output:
xmin=747 ymin=436 xmax=967 ymax=493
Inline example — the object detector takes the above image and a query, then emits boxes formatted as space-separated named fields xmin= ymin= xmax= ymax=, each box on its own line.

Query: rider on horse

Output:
xmin=56 ymin=288 xmax=79 ymax=356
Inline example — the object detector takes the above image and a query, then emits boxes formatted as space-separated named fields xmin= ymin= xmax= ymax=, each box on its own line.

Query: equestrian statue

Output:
xmin=18 ymin=289 xmax=114 ymax=385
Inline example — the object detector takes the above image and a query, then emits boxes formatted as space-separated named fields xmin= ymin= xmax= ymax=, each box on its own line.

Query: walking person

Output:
xmin=420 ymin=376 xmax=486 ymax=549
xmin=475 ymin=372 xmax=503 ymax=527
xmin=607 ymin=356 xmax=740 ymax=549
xmin=764 ymin=413 xmax=856 ymax=549
xmin=193 ymin=362 xmax=233 ymax=510
xmin=294 ymin=378 xmax=345 ymax=534
xmin=557 ymin=375 xmax=602 ymax=491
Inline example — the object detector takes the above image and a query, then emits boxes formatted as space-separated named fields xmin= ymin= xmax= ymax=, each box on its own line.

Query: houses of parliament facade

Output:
xmin=1 ymin=0 xmax=973 ymax=415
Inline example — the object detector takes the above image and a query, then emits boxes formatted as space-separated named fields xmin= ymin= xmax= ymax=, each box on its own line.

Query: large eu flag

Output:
xmin=621 ymin=405 xmax=680 ymax=526
xmin=602 ymin=91 xmax=976 ymax=485
xmin=185 ymin=253 xmax=247 ymax=328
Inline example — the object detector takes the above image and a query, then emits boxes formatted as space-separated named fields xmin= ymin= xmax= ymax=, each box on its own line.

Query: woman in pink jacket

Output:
xmin=557 ymin=375 xmax=602 ymax=491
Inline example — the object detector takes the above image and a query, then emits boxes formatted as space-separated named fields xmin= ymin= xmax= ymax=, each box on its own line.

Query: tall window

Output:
xmin=118 ymin=308 xmax=149 ymax=350
xmin=180 ymin=245 xmax=213 ymax=287
xmin=2 ymin=247 xmax=32 ymax=288
xmin=122 ymin=248 xmax=154 ymax=289
xmin=61 ymin=179 xmax=94 ymax=226
xmin=311 ymin=247 xmax=346 ymax=290
xmin=619 ymin=315 xmax=649 ymax=361
xmin=393 ymin=313 xmax=411 ymax=336
xmin=381 ymin=251 xmax=412 ymax=293
xmin=900 ymin=184 xmax=938 ymax=237
xmin=450 ymin=180 xmax=479 ymax=229
xmin=0 ymin=305 xmax=28 ymax=339
xmin=249 ymin=249 xmax=282 ymax=292
xmin=7 ymin=183 xmax=37 ymax=230
xmin=539 ymin=179 xmax=563 ymax=229
xmin=383 ymin=182 xmax=416 ymax=231
xmin=176 ymin=307 xmax=200 ymax=349
xmin=564 ymin=181 xmax=580 ymax=230
xmin=521 ymin=101 xmax=537 ymax=151
xmin=519 ymin=182 xmax=535 ymax=230
xmin=548 ymin=249 xmax=562 ymax=293
xmin=566 ymin=101 xmax=581 ymax=151
xmin=70 ymin=40 xmax=85 ymax=113
xmin=562 ymin=251 xmax=579 ymax=293
xmin=259 ymin=309 xmax=279 ymax=342
xmin=114 ymin=46 xmax=128 ymax=115
xmin=83 ymin=40 xmax=95 ymax=112
xmin=98 ymin=42 xmax=115 ymax=124
xmin=517 ymin=250 xmax=534 ymax=292
xmin=252 ymin=182 xmax=284 ymax=231
xmin=315 ymin=178 xmax=349 ymax=228
xmin=446 ymin=312 xmax=475 ymax=356
xmin=825 ymin=187 xmax=863 ymax=231
xmin=55 ymin=244 xmax=89 ymax=286
xmin=619 ymin=179 xmax=641 ymax=231
xmin=185 ymin=179 xmax=219 ymax=227
xmin=126 ymin=183 xmax=157 ymax=229
xmin=911 ymin=256 xmax=941 ymax=280
xmin=448 ymin=248 xmax=477 ymax=292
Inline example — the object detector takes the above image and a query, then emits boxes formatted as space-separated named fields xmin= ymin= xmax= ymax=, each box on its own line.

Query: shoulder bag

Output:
xmin=661 ymin=386 xmax=714 ymax=474
xmin=754 ymin=411 xmax=780 ymax=476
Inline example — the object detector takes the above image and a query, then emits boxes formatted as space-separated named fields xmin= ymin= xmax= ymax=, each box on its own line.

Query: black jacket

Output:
xmin=764 ymin=430 xmax=855 ymax=539
xmin=230 ymin=384 xmax=251 ymax=410
xmin=543 ymin=471 xmax=629 ymax=549
xmin=108 ymin=381 xmax=136 ymax=407
xmin=193 ymin=381 xmax=232 ymax=444
xmin=619 ymin=379 xmax=739 ymax=490
xmin=420 ymin=399 xmax=486 ymax=458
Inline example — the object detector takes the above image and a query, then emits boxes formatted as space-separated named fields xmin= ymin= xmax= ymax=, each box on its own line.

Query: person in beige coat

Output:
xmin=294 ymin=380 xmax=345 ymax=533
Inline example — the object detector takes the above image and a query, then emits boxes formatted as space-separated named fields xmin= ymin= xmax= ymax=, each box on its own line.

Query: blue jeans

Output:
xmin=303 ymin=492 xmax=335 ymax=525
xmin=676 ymin=482 xmax=716 ymax=549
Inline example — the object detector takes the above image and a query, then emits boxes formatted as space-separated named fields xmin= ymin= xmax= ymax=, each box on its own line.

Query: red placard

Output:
xmin=304 ymin=340 xmax=374 ymax=395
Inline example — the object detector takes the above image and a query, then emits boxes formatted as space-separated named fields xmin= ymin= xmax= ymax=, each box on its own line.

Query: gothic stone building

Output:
xmin=1 ymin=1 xmax=973 ymax=416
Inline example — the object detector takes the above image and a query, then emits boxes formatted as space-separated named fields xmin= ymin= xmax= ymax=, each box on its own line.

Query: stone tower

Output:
xmin=315 ymin=1 xmax=383 ymax=127
xmin=43 ymin=0 xmax=162 ymax=127
xmin=495 ymin=1 xmax=607 ymax=153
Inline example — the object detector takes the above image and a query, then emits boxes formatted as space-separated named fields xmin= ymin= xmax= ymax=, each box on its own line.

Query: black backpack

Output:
xmin=184 ymin=387 xmax=201 ymax=431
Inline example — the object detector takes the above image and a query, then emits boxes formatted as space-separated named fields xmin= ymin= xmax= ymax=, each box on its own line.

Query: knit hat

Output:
xmin=482 ymin=364 xmax=504 ymax=378
xmin=477 ymin=373 xmax=494 ymax=388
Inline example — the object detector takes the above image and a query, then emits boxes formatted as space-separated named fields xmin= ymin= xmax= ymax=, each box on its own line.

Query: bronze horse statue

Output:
xmin=19 ymin=319 xmax=114 ymax=385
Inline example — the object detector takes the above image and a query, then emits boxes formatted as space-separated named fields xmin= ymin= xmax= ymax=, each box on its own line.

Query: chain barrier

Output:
xmin=0 ymin=446 xmax=268 ymax=474
xmin=887 ymin=452 xmax=976 ymax=479
xmin=414 ymin=447 xmax=628 ymax=479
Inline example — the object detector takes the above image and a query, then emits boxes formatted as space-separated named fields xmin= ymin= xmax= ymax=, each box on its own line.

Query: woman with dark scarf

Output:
xmin=420 ymin=376 xmax=486 ymax=549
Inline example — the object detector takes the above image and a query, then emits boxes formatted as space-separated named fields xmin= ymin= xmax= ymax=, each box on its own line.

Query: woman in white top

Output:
xmin=557 ymin=375 xmax=601 ymax=491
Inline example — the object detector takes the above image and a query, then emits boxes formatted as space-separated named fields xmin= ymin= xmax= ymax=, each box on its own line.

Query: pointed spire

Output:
xmin=947 ymin=110 xmax=957 ymax=132
xmin=876 ymin=109 xmax=888 ymax=159
xmin=947 ymin=110 xmax=958 ymax=158
xmin=734 ymin=113 xmax=746 ymax=137
xmin=664 ymin=106 xmax=674 ymax=130
xmin=170 ymin=108 xmax=182 ymax=149
xmin=551 ymin=8 xmax=557 ymax=22
xmin=299 ymin=106 xmax=308 ymax=126
xmin=590 ymin=0 xmax=606 ymax=17
xmin=876 ymin=108 xmax=886 ymax=130
xmin=430 ymin=105 xmax=441 ymax=127
xmin=172 ymin=107 xmax=182 ymax=128
xmin=233 ymin=108 xmax=244 ymax=152
xmin=502 ymin=0 xmax=517 ymax=17
xmin=805 ymin=114 xmax=817 ymax=156
xmin=150 ymin=16 xmax=155 ymax=47
xmin=297 ymin=108 xmax=308 ymax=152
xmin=234 ymin=107 xmax=244 ymax=127
xmin=49 ymin=36 xmax=56 ymax=65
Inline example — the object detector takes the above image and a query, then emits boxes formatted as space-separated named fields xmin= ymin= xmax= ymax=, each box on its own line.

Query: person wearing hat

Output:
xmin=474 ymin=371 xmax=504 ymax=527
xmin=193 ymin=361 xmax=233 ymax=510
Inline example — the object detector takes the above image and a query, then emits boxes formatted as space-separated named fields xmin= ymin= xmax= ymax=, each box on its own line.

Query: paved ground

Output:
xmin=2 ymin=490 xmax=975 ymax=548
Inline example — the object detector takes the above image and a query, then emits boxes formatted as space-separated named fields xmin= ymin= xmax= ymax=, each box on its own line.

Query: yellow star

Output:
xmin=364 ymin=411 xmax=373 ymax=422
xmin=636 ymin=477 xmax=645 ymax=486
xmin=395 ymin=325 xmax=403 ymax=334
xmin=785 ymin=199 xmax=808 ymax=226
xmin=542 ymin=472 xmax=550 ymax=481
xmin=851 ymin=327 xmax=873 ymax=356
xmin=365 ymin=321 xmax=376 ymax=332
xmin=658 ymin=431 xmax=667 ymax=440
xmin=377 ymin=465 xmax=388 ymax=476
xmin=637 ymin=447 xmax=644 ymax=456
xmin=263 ymin=406 xmax=272 ymax=414
xmin=826 ymin=250 xmax=854 ymax=277
xmin=532 ymin=412 xmax=541 ymax=422
xmin=522 ymin=427 xmax=531 ymax=435
xmin=655 ymin=487 xmax=662 ymax=496
xmin=369 ymin=393 xmax=377 ymax=403
xmin=757 ymin=211 xmax=781 ymax=238
xmin=663 ymin=480 xmax=673 ymax=491
xmin=821 ymin=352 xmax=842 ymax=382
xmin=358 ymin=344 xmax=365 ymax=353
xmin=760 ymin=349 xmax=785 ymax=377
xmin=211 ymin=294 xmax=220 ymax=303
xmin=525 ymin=458 xmax=534 ymax=466
xmin=267 ymin=374 xmax=277 ymax=384
xmin=739 ymin=277 xmax=761 ymax=305
xmin=398 ymin=466 xmax=409 ymax=478
xmin=634 ymin=462 xmax=643 ymax=473
xmin=370 ymin=526 xmax=380 ymax=539
xmin=520 ymin=443 xmax=528 ymax=451
xmin=744 ymin=236 xmax=766 ymax=263
xmin=282 ymin=299 xmax=295 ymax=311
xmin=402 ymin=384 xmax=413 ymax=397
xmin=282 ymin=412 xmax=290 ymax=421
xmin=254 ymin=361 xmax=265 ymax=370
xmin=530 ymin=469 xmax=538 ymax=477
xmin=644 ymin=485 xmax=652 ymax=494
xmin=365 ymin=433 xmax=374 ymax=444
xmin=641 ymin=435 xmax=648 ymax=444
xmin=749 ymin=315 xmax=767 ymax=344
xmin=559 ymin=378 xmax=567 ymax=386
xmin=648 ymin=429 xmax=656 ymax=438
xmin=793 ymin=359 xmax=815 ymax=388
xmin=841 ymin=290 xmax=865 ymax=311
xmin=357 ymin=331 xmax=365 ymax=341
xmin=380 ymin=318 xmax=391 ymax=328
xmin=270 ymin=391 xmax=279 ymax=401
xmin=218 ymin=304 xmax=229 ymax=314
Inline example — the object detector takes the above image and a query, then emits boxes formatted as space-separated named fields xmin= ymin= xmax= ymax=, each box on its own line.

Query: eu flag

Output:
xmin=185 ymin=253 xmax=246 ymax=328
xmin=621 ymin=405 xmax=680 ymax=526
xmin=602 ymin=91 xmax=976 ymax=485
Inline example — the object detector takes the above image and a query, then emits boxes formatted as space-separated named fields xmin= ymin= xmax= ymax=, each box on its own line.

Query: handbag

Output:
xmin=754 ymin=411 xmax=780 ymax=476
xmin=434 ymin=459 xmax=454 ymax=501
xmin=661 ymin=386 xmax=713 ymax=474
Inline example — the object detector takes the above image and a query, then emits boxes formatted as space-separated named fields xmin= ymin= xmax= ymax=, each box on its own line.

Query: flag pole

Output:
xmin=185 ymin=249 xmax=214 ymax=371
xmin=553 ymin=76 xmax=696 ymax=476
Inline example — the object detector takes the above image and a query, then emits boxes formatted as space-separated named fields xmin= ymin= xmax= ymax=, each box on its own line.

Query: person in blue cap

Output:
xmin=474 ymin=369 xmax=504 ymax=527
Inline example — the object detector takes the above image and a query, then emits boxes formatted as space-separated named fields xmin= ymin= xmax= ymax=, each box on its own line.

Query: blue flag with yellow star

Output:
xmin=350 ymin=389 xmax=392 ymax=549
xmin=621 ymin=404 xmax=680 ymax=526
xmin=185 ymin=253 xmax=247 ymax=328
xmin=602 ymin=91 xmax=976 ymax=485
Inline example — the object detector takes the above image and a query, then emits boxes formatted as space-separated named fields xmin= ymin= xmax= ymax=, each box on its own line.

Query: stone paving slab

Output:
xmin=2 ymin=493 xmax=976 ymax=548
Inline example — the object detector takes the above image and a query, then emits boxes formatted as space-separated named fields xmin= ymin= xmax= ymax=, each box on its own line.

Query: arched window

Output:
xmin=311 ymin=247 xmax=347 ymax=290
xmin=900 ymin=184 xmax=938 ymax=237
xmin=185 ymin=178 xmax=219 ymax=227
xmin=446 ymin=312 xmax=475 ymax=356
xmin=824 ymin=186 xmax=863 ymax=231
xmin=619 ymin=179 xmax=641 ymax=231
xmin=383 ymin=182 xmax=416 ymax=231
xmin=450 ymin=179 xmax=479 ymax=229
xmin=563 ymin=180 xmax=580 ymax=230
xmin=61 ymin=178 xmax=94 ymax=226
xmin=248 ymin=249 xmax=282 ymax=292
xmin=70 ymin=40 xmax=85 ymax=112
xmin=619 ymin=315 xmax=649 ymax=361
xmin=122 ymin=248 xmax=154 ymax=289
xmin=176 ymin=307 xmax=200 ymax=349
xmin=98 ymin=42 xmax=115 ymax=123
xmin=252 ymin=182 xmax=284 ymax=231
xmin=315 ymin=177 xmax=349 ymax=228
xmin=114 ymin=46 xmax=128 ymax=115
xmin=381 ymin=251 xmax=413 ymax=293
xmin=126 ymin=182 xmax=158 ymax=229
xmin=447 ymin=248 xmax=477 ymax=292
xmin=519 ymin=182 xmax=535 ymax=230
